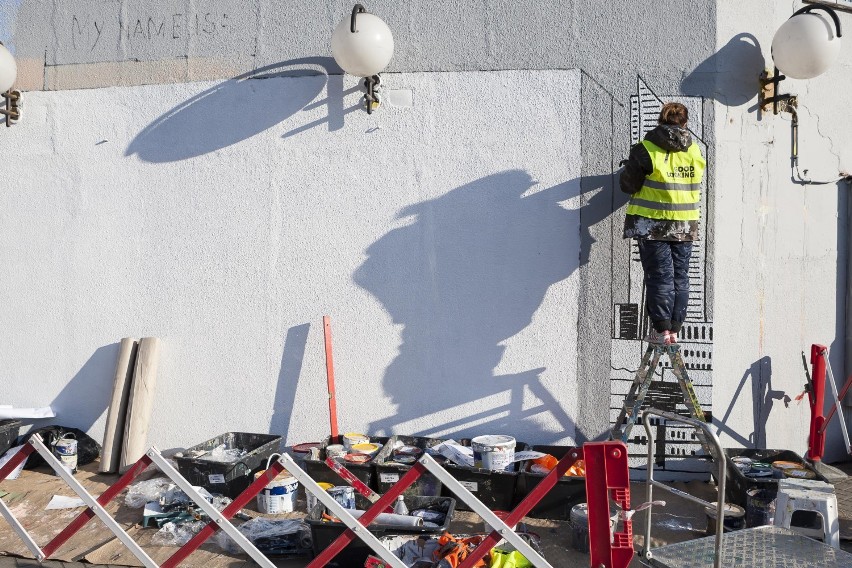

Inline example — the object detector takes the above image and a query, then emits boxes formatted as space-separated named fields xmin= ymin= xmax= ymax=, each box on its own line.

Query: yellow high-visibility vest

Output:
xmin=626 ymin=140 xmax=705 ymax=221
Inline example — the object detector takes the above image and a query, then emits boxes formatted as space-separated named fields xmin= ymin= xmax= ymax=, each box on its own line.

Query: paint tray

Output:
xmin=174 ymin=432 xmax=281 ymax=498
xmin=723 ymin=448 xmax=828 ymax=508
xmin=373 ymin=435 xmax=445 ymax=498
xmin=306 ymin=496 xmax=456 ymax=567
xmin=439 ymin=439 xmax=529 ymax=512
xmin=513 ymin=444 xmax=586 ymax=520
xmin=0 ymin=420 xmax=20 ymax=457
xmin=302 ymin=435 xmax=388 ymax=509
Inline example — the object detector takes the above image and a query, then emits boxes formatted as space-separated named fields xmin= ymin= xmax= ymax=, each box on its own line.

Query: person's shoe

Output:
xmin=664 ymin=331 xmax=678 ymax=345
xmin=644 ymin=329 xmax=667 ymax=345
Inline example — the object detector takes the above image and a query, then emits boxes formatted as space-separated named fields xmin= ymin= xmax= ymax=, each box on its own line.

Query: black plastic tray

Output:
xmin=174 ymin=432 xmax=281 ymax=498
xmin=723 ymin=448 xmax=827 ymax=507
xmin=306 ymin=496 xmax=456 ymax=567
xmin=513 ymin=444 xmax=586 ymax=520
xmin=0 ymin=420 xmax=21 ymax=457
xmin=374 ymin=435 xmax=444 ymax=498
xmin=438 ymin=439 xmax=528 ymax=512
xmin=302 ymin=435 xmax=388 ymax=509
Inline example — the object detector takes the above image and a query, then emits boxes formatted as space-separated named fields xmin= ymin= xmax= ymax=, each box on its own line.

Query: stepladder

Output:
xmin=611 ymin=341 xmax=716 ymax=459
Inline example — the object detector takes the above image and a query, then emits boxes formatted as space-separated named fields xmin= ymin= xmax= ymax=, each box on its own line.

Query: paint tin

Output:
xmin=52 ymin=433 xmax=78 ymax=474
xmin=326 ymin=444 xmax=347 ymax=459
xmin=746 ymin=488 xmax=776 ymax=527
xmin=783 ymin=467 xmax=817 ymax=480
xmin=328 ymin=486 xmax=356 ymax=509
xmin=745 ymin=462 xmax=773 ymax=477
xmin=344 ymin=452 xmax=373 ymax=464
xmin=306 ymin=482 xmax=335 ymax=514
xmin=471 ymin=435 xmax=516 ymax=471
xmin=350 ymin=442 xmax=381 ymax=457
xmin=342 ymin=432 xmax=369 ymax=450
xmin=731 ymin=456 xmax=752 ymax=474
xmin=705 ymin=502 xmax=746 ymax=535
xmin=254 ymin=455 xmax=299 ymax=514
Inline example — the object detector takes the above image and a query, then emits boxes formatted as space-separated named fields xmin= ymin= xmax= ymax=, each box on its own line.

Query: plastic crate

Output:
xmin=374 ymin=436 xmax=444 ymax=498
xmin=723 ymin=448 xmax=827 ymax=508
xmin=302 ymin=436 xmax=388 ymax=510
xmin=0 ymin=420 xmax=21 ymax=457
xmin=513 ymin=445 xmax=586 ymax=520
xmin=438 ymin=440 xmax=528 ymax=512
xmin=306 ymin=496 xmax=456 ymax=567
xmin=174 ymin=432 xmax=281 ymax=498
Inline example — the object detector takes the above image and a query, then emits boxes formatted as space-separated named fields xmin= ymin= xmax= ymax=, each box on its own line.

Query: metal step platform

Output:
xmin=643 ymin=525 xmax=852 ymax=568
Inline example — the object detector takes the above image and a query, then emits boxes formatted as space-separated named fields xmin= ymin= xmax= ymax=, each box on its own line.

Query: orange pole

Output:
xmin=323 ymin=316 xmax=340 ymax=444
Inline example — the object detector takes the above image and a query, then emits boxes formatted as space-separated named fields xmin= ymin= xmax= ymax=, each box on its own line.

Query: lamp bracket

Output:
xmin=759 ymin=68 xmax=797 ymax=115
xmin=0 ymin=89 xmax=20 ymax=127
xmin=351 ymin=4 xmax=366 ymax=33
xmin=363 ymin=74 xmax=380 ymax=114
xmin=794 ymin=4 xmax=842 ymax=37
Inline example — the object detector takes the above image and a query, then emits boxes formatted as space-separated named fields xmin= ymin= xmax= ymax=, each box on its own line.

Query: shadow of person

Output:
xmin=125 ymin=57 xmax=349 ymax=163
xmin=680 ymin=33 xmax=765 ymax=107
xmin=354 ymin=170 xmax=594 ymax=439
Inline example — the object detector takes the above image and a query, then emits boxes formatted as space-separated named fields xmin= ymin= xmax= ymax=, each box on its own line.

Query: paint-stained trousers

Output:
xmin=637 ymin=239 xmax=692 ymax=333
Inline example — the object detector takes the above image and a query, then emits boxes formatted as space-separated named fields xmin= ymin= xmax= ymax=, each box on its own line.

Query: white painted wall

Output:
xmin=713 ymin=2 xmax=851 ymax=461
xmin=0 ymin=70 xmax=582 ymax=451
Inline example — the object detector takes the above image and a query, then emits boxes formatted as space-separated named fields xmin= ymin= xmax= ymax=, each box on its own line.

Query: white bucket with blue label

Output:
xmin=255 ymin=454 xmax=299 ymax=514
xmin=471 ymin=435 xmax=516 ymax=471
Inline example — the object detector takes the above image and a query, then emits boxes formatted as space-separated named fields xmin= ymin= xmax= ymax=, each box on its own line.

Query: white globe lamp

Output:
xmin=772 ymin=7 xmax=842 ymax=79
xmin=331 ymin=5 xmax=394 ymax=78
xmin=0 ymin=42 xmax=17 ymax=94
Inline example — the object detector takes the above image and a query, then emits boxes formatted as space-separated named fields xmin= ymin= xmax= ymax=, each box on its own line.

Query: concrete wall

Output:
xmin=5 ymin=0 xmax=841 ymax=463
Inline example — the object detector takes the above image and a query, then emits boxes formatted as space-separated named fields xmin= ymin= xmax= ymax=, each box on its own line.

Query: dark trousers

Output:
xmin=637 ymin=239 xmax=693 ymax=333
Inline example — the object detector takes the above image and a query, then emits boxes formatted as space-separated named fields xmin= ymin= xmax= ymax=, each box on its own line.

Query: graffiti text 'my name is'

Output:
xmin=71 ymin=13 xmax=231 ymax=51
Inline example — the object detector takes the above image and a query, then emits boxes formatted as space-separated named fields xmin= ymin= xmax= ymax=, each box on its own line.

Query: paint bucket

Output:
xmin=569 ymin=503 xmax=591 ymax=553
xmin=52 ymin=433 xmax=78 ymax=474
xmin=746 ymin=488 xmax=776 ymax=528
xmin=731 ymin=456 xmax=752 ymax=474
xmin=705 ymin=502 xmax=746 ymax=535
xmin=255 ymin=455 xmax=299 ymax=514
xmin=326 ymin=444 xmax=347 ymax=459
xmin=306 ymin=482 xmax=335 ymax=515
xmin=342 ymin=432 xmax=369 ymax=450
xmin=471 ymin=435 xmax=516 ymax=471
xmin=350 ymin=442 xmax=381 ymax=458
xmin=328 ymin=486 xmax=356 ymax=509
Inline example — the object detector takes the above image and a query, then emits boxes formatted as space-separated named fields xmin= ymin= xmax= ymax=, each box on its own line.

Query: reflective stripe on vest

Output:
xmin=626 ymin=139 xmax=705 ymax=221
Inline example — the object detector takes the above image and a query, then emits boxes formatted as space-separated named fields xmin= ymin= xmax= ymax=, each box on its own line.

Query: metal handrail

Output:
xmin=640 ymin=408 xmax=727 ymax=568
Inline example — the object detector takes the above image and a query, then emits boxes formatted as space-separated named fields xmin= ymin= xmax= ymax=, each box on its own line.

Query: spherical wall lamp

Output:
xmin=760 ymin=5 xmax=843 ymax=115
xmin=0 ymin=41 xmax=20 ymax=127
xmin=331 ymin=4 xmax=395 ymax=114
xmin=772 ymin=7 xmax=842 ymax=79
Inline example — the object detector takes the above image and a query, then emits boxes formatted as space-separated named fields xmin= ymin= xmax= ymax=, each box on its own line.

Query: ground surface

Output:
xmin=0 ymin=460 xmax=851 ymax=567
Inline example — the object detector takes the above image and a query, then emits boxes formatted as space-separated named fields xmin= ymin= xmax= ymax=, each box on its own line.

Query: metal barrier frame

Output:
xmin=640 ymin=408 xmax=726 ymax=568
xmin=585 ymin=441 xmax=634 ymax=568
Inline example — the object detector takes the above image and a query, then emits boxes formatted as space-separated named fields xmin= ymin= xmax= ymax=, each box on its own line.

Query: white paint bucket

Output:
xmin=328 ymin=486 xmax=356 ymax=509
xmin=255 ymin=454 xmax=299 ymax=514
xmin=52 ymin=433 xmax=78 ymax=475
xmin=471 ymin=435 xmax=516 ymax=471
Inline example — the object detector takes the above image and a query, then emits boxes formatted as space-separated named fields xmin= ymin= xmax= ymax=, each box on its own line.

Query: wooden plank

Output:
xmin=100 ymin=339 xmax=139 ymax=474
xmin=120 ymin=338 xmax=161 ymax=473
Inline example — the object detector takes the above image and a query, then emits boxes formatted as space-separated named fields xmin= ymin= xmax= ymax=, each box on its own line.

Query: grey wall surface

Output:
xmin=2 ymin=1 xmax=729 ymax=456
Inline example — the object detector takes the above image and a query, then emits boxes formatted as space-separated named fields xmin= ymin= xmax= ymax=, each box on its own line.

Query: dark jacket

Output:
xmin=619 ymin=124 xmax=700 ymax=241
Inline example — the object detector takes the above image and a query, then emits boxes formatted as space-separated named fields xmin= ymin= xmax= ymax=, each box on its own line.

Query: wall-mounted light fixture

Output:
xmin=759 ymin=5 xmax=842 ymax=115
xmin=759 ymin=5 xmax=843 ymax=184
xmin=0 ymin=42 xmax=20 ymax=127
xmin=331 ymin=4 xmax=394 ymax=114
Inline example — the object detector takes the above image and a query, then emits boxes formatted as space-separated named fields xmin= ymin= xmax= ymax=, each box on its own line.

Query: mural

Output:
xmin=610 ymin=77 xmax=713 ymax=472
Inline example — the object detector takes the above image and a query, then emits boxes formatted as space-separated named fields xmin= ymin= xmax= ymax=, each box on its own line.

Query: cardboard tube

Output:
xmin=99 ymin=338 xmax=138 ymax=473
xmin=120 ymin=337 xmax=161 ymax=472
xmin=348 ymin=510 xmax=424 ymax=528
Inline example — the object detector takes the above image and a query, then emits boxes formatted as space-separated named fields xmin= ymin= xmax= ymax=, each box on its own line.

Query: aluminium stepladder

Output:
xmin=611 ymin=341 xmax=716 ymax=458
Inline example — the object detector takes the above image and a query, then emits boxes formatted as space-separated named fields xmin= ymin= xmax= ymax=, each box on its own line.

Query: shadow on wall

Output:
xmin=713 ymin=356 xmax=790 ymax=448
xmin=680 ymin=33 xmax=765 ymax=107
xmin=31 ymin=344 xmax=118 ymax=434
xmin=354 ymin=170 xmax=621 ymax=443
xmin=125 ymin=57 xmax=358 ymax=163
xmin=270 ymin=323 xmax=311 ymax=438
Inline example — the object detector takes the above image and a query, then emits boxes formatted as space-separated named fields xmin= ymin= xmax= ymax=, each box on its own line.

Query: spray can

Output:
xmin=52 ymin=433 xmax=78 ymax=474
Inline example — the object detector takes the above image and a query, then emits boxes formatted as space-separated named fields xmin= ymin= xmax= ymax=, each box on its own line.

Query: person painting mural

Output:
xmin=619 ymin=102 xmax=706 ymax=346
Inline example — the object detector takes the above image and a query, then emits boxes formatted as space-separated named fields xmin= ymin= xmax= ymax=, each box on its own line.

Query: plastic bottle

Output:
xmin=393 ymin=495 xmax=409 ymax=516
